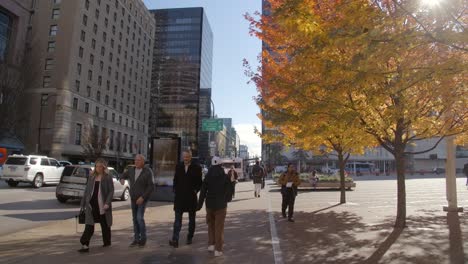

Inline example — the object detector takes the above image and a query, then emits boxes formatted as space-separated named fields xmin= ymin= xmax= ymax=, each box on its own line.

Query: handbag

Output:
xmin=77 ymin=208 xmax=85 ymax=224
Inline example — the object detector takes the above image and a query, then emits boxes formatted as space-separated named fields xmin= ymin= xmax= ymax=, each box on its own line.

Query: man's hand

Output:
xmin=136 ymin=197 xmax=145 ymax=205
xmin=103 ymin=204 xmax=109 ymax=210
xmin=119 ymin=179 xmax=125 ymax=185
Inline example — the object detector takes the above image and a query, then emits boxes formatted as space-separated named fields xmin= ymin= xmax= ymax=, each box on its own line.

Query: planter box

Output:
xmin=299 ymin=181 xmax=356 ymax=190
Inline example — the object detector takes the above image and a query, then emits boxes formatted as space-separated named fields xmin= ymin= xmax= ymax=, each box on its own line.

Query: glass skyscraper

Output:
xmin=150 ymin=8 xmax=213 ymax=157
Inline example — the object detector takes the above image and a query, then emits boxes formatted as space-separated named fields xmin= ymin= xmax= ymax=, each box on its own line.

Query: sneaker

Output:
xmin=214 ymin=250 xmax=223 ymax=257
xmin=169 ymin=239 xmax=179 ymax=248
xmin=207 ymin=245 xmax=215 ymax=252
xmin=102 ymin=243 xmax=111 ymax=248
xmin=129 ymin=240 xmax=139 ymax=247
xmin=281 ymin=213 xmax=286 ymax=218
xmin=288 ymin=218 xmax=295 ymax=222
xmin=186 ymin=237 xmax=193 ymax=245
xmin=77 ymin=245 xmax=89 ymax=253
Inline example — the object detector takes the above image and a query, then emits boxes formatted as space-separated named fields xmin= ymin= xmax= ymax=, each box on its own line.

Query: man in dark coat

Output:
xmin=169 ymin=150 xmax=202 ymax=248
xmin=252 ymin=160 xmax=265 ymax=197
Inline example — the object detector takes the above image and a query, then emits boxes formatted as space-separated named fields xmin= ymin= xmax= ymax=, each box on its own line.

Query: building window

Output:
xmin=106 ymin=5 xmax=110 ymax=14
xmin=47 ymin=41 xmax=56 ymax=52
xmin=101 ymin=46 xmax=105 ymax=56
xmin=96 ymin=91 xmax=101 ymax=101
xmin=112 ymin=113 xmax=115 ymax=122
xmin=104 ymin=110 xmax=108 ymax=120
xmin=80 ymin=30 xmax=86 ymax=41
xmin=119 ymin=115 xmax=122 ymax=125
xmin=43 ymin=76 xmax=51 ymax=87
xmin=95 ymin=9 xmax=100 ymax=19
xmin=129 ymin=136 xmax=133 ymax=154
xmin=123 ymin=134 xmax=127 ymax=152
xmin=78 ymin=46 xmax=83 ymax=58
xmin=84 ymin=102 xmax=89 ymax=113
xmin=100 ymin=61 xmax=104 ymax=71
xmin=75 ymin=123 xmax=82 ymax=145
xmin=49 ymin=25 xmax=58 ymax=36
xmin=86 ymin=86 xmax=91 ymax=97
xmin=44 ymin=59 xmax=54 ymax=70
xmin=90 ymin=54 xmax=94 ymax=65
xmin=109 ymin=130 xmax=114 ymax=150
xmin=76 ymin=63 xmax=82 ymax=75
xmin=116 ymin=132 xmax=121 ymax=151
xmin=85 ymin=0 xmax=89 ymax=10
xmin=112 ymin=99 xmax=116 ymax=108
xmin=52 ymin=9 xmax=60 ymax=20
xmin=125 ymin=118 xmax=128 ymax=127
xmin=91 ymin=39 xmax=96 ymax=49
xmin=93 ymin=24 xmax=98 ymax=34
xmin=88 ymin=70 xmax=92 ymax=81
xmin=98 ymin=76 xmax=102 ymax=86
xmin=105 ymin=95 xmax=109 ymax=105
xmin=82 ymin=15 xmax=87 ymax=26
xmin=104 ymin=18 xmax=108 ymax=28
xmin=73 ymin=98 xmax=78 ymax=110
xmin=75 ymin=80 xmax=80 ymax=91
xmin=102 ymin=32 xmax=107 ymax=42
xmin=95 ymin=106 xmax=99 ymax=116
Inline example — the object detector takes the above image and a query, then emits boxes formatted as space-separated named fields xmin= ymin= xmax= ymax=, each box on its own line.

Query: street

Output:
xmin=0 ymin=175 xmax=467 ymax=263
xmin=0 ymin=181 xmax=129 ymax=236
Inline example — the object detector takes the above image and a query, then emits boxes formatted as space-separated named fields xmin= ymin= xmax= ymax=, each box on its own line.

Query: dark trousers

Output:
xmin=281 ymin=189 xmax=296 ymax=218
xmin=80 ymin=216 xmax=111 ymax=246
xmin=232 ymin=183 xmax=237 ymax=198
xmin=172 ymin=210 xmax=196 ymax=241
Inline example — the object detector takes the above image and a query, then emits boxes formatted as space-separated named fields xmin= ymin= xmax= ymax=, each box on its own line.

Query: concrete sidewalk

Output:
xmin=1 ymin=179 xmax=468 ymax=263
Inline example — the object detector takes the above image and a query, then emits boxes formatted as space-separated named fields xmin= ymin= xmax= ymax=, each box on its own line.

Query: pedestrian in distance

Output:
xmin=228 ymin=165 xmax=238 ymax=199
xmin=252 ymin=160 xmax=265 ymax=198
xmin=464 ymin=162 xmax=468 ymax=187
xmin=278 ymin=163 xmax=301 ymax=222
xmin=169 ymin=150 xmax=203 ymax=248
xmin=78 ymin=159 xmax=114 ymax=253
xmin=309 ymin=169 xmax=319 ymax=190
xmin=197 ymin=156 xmax=234 ymax=257
xmin=120 ymin=154 xmax=155 ymax=247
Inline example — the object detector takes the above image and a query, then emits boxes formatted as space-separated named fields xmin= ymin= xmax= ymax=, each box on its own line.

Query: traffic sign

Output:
xmin=202 ymin=119 xmax=223 ymax=132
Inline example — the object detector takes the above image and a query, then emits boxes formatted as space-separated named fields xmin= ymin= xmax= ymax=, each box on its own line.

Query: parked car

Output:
xmin=0 ymin=154 xmax=64 ymax=188
xmin=55 ymin=164 xmax=130 ymax=203
xmin=58 ymin=160 xmax=72 ymax=167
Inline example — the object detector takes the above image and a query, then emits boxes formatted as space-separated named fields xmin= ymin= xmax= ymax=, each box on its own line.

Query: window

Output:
xmin=100 ymin=61 xmax=104 ymax=71
xmin=91 ymin=39 xmax=96 ymax=49
xmin=97 ymin=91 xmax=101 ymax=101
xmin=47 ymin=41 xmax=56 ymax=52
xmin=87 ymin=70 xmax=92 ymax=81
xmin=104 ymin=110 xmax=108 ymax=120
xmin=109 ymin=130 xmax=114 ymax=150
xmin=112 ymin=99 xmax=116 ymax=108
xmin=52 ymin=9 xmax=60 ymax=20
xmin=112 ymin=26 xmax=115 ymax=35
xmin=73 ymin=98 xmax=78 ymax=109
xmin=75 ymin=123 xmax=82 ymax=145
xmin=126 ymin=105 xmax=129 ymax=114
xmin=49 ymin=25 xmax=58 ymax=36
xmin=93 ymin=24 xmax=98 ymax=34
xmin=77 ymin=63 xmax=81 ymax=75
xmin=85 ymin=0 xmax=89 ymax=10
xmin=123 ymin=134 xmax=127 ymax=152
xmin=102 ymin=32 xmax=107 ymax=42
xmin=112 ymin=113 xmax=115 ymax=122
xmin=125 ymin=118 xmax=128 ymax=127
xmin=82 ymin=15 xmax=88 ymax=26
xmin=104 ymin=18 xmax=108 ymax=28
xmin=119 ymin=115 xmax=122 ymax=125
xmin=106 ymin=5 xmax=110 ymax=14
xmin=43 ymin=76 xmax=51 ymax=87
xmin=75 ymin=80 xmax=80 ymax=91
xmin=120 ymin=102 xmax=123 ymax=111
xmin=105 ymin=95 xmax=109 ymax=105
xmin=101 ymin=46 xmax=105 ymax=56
xmin=78 ymin=46 xmax=83 ymax=58
xmin=80 ymin=30 xmax=86 ymax=41
xmin=84 ymin=103 xmax=89 ymax=113
xmin=40 ymin=158 xmax=49 ymax=166
xmin=106 ymin=80 xmax=110 ymax=90
xmin=98 ymin=76 xmax=102 ymax=86
xmin=95 ymin=106 xmax=99 ymax=116
xmin=129 ymin=136 xmax=133 ymax=153
xmin=116 ymin=132 xmax=121 ymax=151
xmin=89 ymin=54 xmax=94 ymax=65
xmin=95 ymin=9 xmax=100 ymax=19
xmin=44 ymin=59 xmax=54 ymax=70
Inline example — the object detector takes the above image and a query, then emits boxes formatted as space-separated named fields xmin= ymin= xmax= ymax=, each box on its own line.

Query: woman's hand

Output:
xmin=103 ymin=204 xmax=110 ymax=210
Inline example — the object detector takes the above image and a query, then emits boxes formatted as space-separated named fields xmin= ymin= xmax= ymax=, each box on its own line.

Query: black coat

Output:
xmin=198 ymin=165 xmax=232 ymax=210
xmin=173 ymin=162 xmax=202 ymax=212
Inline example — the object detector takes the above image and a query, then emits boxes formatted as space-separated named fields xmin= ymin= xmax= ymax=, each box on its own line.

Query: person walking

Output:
xmin=227 ymin=165 xmax=238 ymax=199
xmin=169 ymin=150 xmax=203 ymax=248
xmin=120 ymin=154 xmax=154 ymax=247
xmin=464 ymin=162 xmax=468 ymax=187
xmin=197 ymin=156 xmax=233 ymax=257
xmin=252 ymin=160 xmax=265 ymax=198
xmin=278 ymin=163 xmax=301 ymax=222
xmin=78 ymin=159 xmax=114 ymax=253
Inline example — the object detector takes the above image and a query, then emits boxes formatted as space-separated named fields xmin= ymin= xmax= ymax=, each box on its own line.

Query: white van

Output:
xmin=1 ymin=154 xmax=64 ymax=188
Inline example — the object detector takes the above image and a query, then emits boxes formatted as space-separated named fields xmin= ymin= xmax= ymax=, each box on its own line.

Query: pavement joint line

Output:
xmin=267 ymin=182 xmax=284 ymax=264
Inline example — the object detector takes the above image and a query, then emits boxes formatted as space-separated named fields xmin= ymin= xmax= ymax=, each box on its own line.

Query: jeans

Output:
xmin=206 ymin=207 xmax=227 ymax=252
xmin=80 ymin=215 xmax=111 ymax=246
xmin=172 ymin=210 xmax=196 ymax=241
xmin=281 ymin=189 xmax=296 ymax=218
xmin=131 ymin=201 xmax=147 ymax=242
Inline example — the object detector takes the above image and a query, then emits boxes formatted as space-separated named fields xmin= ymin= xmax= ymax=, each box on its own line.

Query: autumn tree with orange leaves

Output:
xmin=246 ymin=0 xmax=467 ymax=228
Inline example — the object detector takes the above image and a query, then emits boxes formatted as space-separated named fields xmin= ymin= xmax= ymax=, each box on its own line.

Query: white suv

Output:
xmin=1 ymin=154 xmax=64 ymax=188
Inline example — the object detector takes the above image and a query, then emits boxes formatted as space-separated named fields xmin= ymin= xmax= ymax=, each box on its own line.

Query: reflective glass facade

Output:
xmin=150 ymin=8 xmax=213 ymax=157
xmin=0 ymin=9 xmax=13 ymax=61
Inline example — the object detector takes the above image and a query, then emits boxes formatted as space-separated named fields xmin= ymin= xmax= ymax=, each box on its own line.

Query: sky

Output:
xmin=143 ymin=0 xmax=263 ymax=157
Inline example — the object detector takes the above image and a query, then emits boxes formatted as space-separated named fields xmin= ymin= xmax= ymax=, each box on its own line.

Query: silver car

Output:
xmin=55 ymin=165 xmax=130 ymax=203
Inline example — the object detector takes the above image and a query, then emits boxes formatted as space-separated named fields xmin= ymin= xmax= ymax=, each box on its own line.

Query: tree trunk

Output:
xmin=394 ymin=145 xmax=407 ymax=228
xmin=338 ymin=151 xmax=346 ymax=204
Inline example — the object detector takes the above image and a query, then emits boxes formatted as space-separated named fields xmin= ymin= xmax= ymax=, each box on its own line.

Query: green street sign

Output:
xmin=202 ymin=119 xmax=223 ymax=132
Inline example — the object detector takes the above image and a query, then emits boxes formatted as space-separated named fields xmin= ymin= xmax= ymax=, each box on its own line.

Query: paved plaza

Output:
xmin=0 ymin=175 xmax=467 ymax=263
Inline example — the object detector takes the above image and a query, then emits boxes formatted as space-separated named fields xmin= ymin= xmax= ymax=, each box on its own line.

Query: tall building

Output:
xmin=17 ymin=0 xmax=155 ymax=165
xmin=0 ymin=0 xmax=32 ymax=63
xmin=198 ymin=88 xmax=212 ymax=164
xmin=149 ymin=7 xmax=213 ymax=158
xmin=239 ymin=144 xmax=249 ymax=159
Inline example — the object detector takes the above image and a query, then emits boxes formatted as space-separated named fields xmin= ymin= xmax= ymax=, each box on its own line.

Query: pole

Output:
xmin=443 ymin=136 xmax=463 ymax=212
xmin=37 ymin=97 xmax=44 ymax=154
